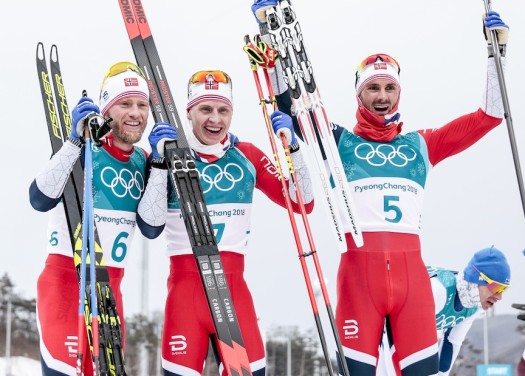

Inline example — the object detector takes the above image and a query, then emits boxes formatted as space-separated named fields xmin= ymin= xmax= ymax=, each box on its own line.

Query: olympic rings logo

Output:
xmin=200 ymin=163 xmax=244 ymax=194
xmin=436 ymin=313 xmax=466 ymax=330
xmin=100 ymin=166 xmax=144 ymax=199
xmin=354 ymin=143 xmax=417 ymax=167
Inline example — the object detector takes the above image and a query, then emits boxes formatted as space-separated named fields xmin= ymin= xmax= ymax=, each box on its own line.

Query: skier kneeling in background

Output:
xmin=378 ymin=246 xmax=511 ymax=376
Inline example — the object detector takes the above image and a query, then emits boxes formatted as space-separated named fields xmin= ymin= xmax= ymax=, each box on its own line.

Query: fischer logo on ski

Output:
xmin=36 ymin=42 xmax=127 ymax=376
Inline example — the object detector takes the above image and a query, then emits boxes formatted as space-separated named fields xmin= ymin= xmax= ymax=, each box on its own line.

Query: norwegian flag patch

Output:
xmin=205 ymin=80 xmax=219 ymax=90
xmin=124 ymin=77 xmax=139 ymax=86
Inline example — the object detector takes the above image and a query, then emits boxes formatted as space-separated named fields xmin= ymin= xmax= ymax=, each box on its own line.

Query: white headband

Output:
xmin=186 ymin=80 xmax=233 ymax=111
xmin=355 ymin=61 xmax=400 ymax=95
xmin=99 ymin=70 xmax=149 ymax=116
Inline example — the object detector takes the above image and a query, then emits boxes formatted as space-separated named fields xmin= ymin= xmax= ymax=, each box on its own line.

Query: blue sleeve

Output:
xmin=29 ymin=180 xmax=62 ymax=212
xmin=136 ymin=215 xmax=165 ymax=239
xmin=276 ymin=90 xmax=300 ymax=136
xmin=331 ymin=122 xmax=344 ymax=145
xmin=439 ymin=327 xmax=454 ymax=373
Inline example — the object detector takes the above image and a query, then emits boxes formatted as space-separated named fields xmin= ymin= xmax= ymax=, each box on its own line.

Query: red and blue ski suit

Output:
xmin=29 ymin=138 xmax=154 ymax=376
xmin=275 ymin=57 xmax=503 ymax=375
xmin=332 ymin=109 xmax=500 ymax=375
xmin=160 ymin=140 xmax=313 ymax=376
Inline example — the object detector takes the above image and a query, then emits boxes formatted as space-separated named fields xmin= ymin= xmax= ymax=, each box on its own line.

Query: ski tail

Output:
xmin=117 ymin=2 xmax=253 ymax=375
xmin=266 ymin=0 xmax=363 ymax=248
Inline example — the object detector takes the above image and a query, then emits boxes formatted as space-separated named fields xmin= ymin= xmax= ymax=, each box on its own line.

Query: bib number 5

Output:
xmin=384 ymin=195 xmax=402 ymax=223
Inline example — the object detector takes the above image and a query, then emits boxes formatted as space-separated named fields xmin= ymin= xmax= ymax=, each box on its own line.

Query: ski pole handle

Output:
xmin=484 ymin=0 xmax=501 ymax=59
xmin=81 ymin=90 xmax=110 ymax=145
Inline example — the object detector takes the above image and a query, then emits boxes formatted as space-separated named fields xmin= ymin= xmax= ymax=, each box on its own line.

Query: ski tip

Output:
xmin=50 ymin=44 xmax=59 ymax=63
xmin=36 ymin=42 xmax=44 ymax=59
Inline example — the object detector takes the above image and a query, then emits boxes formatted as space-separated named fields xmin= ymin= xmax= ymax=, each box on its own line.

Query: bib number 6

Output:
xmin=112 ymin=232 xmax=129 ymax=262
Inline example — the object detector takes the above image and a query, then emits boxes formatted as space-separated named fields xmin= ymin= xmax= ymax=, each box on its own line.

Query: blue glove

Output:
xmin=149 ymin=122 xmax=178 ymax=159
xmin=251 ymin=0 xmax=278 ymax=25
xmin=271 ymin=110 xmax=297 ymax=145
xmin=70 ymin=96 xmax=100 ymax=142
xmin=484 ymin=11 xmax=509 ymax=46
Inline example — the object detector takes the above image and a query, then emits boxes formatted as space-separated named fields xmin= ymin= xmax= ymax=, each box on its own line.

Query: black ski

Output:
xmin=116 ymin=1 xmax=253 ymax=375
xmin=36 ymin=42 xmax=126 ymax=376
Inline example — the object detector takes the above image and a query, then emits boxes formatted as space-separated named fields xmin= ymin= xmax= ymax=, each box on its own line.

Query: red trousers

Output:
xmin=37 ymin=254 xmax=125 ymax=376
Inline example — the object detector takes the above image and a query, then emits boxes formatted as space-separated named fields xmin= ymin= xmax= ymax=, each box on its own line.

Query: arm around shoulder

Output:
xmin=137 ymin=164 xmax=169 ymax=239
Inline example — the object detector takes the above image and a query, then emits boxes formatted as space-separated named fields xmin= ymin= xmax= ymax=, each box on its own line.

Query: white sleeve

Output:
xmin=35 ymin=140 xmax=81 ymax=199
xmin=288 ymin=150 xmax=313 ymax=204
xmin=480 ymin=57 xmax=506 ymax=118
xmin=137 ymin=167 xmax=168 ymax=227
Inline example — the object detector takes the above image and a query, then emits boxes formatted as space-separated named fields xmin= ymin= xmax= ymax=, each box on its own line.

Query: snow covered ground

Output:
xmin=0 ymin=356 xmax=41 ymax=376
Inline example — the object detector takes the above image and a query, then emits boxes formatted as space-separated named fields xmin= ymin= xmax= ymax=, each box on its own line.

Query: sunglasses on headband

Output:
xmin=356 ymin=54 xmax=401 ymax=74
xmin=101 ymin=61 xmax=146 ymax=89
xmin=472 ymin=265 xmax=510 ymax=294
xmin=188 ymin=70 xmax=232 ymax=89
